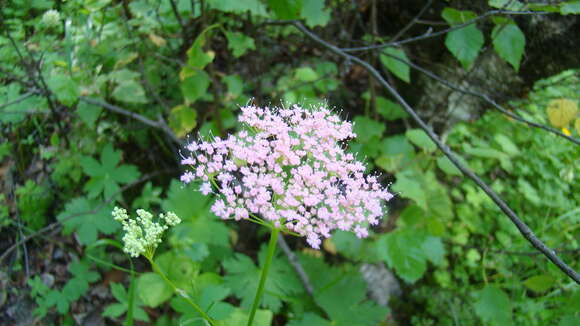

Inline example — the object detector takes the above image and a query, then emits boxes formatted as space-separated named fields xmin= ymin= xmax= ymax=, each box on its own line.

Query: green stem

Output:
xmin=247 ymin=227 xmax=280 ymax=326
xmin=147 ymin=257 xmax=215 ymax=326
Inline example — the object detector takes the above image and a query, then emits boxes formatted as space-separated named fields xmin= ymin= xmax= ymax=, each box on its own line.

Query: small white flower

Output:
xmin=42 ymin=10 xmax=61 ymax=27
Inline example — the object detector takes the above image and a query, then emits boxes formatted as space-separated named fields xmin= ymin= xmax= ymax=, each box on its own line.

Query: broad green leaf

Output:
xmin=436 ymin=156 xmax=462 ymax=176
xmin=492 ymin=22 xmax=526 ymax=71
xmin=181 ymin=70 xmax=211 ymax=104
xmin=104 ymin=283 xmax=149 ymax=321
xmin=185 ymin=25 xmax=219 ymax=70
xmin=169 ymin=104 xmax=197 ymax=138
xmin=441 ymin=8 xmax=477 ymax=23
xmin=561 ymin=1 xmax=580 ymax=14
xmin=47 ymin=74 xmax=79 ymax=106
xmin=300 ymin=0 xmax=331 ymax=27
xmin=523 ymin=274 xmax=556 ymax=293
xmin=494 ymin=134 xmax=520 ymax=156
xmin=488 ymin=0 xmax=525 ymax=10
xmin=473 ymin=286 xmax=512 ymax=325
xmin=85 ymin=0 xmax=112 ymax=11
xmin=392 ymin=170 xmax=452 ymax=219
xmin=76 ymin=101 xmax=102 ymax=128
xmin=220 ymin=308 xmax=273 ymax=326
xmin=223 ymin=247 xmax=302 ymax=313
xmin=268 ymin=0 xmax=302 ymax=20
xmin=405 ymin=129 xmax=436 ymax=152
xmin=222 ymin=75 xmax=244 ymax=99
xmin=225 ymin=31 xmax=256 ymax=58
xmin=379 ymin=230 xmax=427 ymax=283
xmin=137 ymin=272 xmax=173 ymax=308
xmin=208 ymin=0 xmax=268 ymax=16
xmin=422 ymin=236 xmax=445 ymax=266
xmin=380 ymin=47 xmax=411 ymax=83
xmin=112 ymin=80 xmax=147 ymax=104
xmin=57 ymin=197 xmax=118 ymax=245
xmin=162 ymin=180 xmax=211 ymax=221
xmin=353 ymin=116 xmax=385 ymax=143
xmin=295 ymin=67 xmax=318 ymax=82
xmin=287 ymin=313 xmax=330 ymax=326
xmin=374 ymin=96 xmax=408 ymax=120
xmin=80 ymin=144 xmax=140 ymax=199
xmin=444 ymin=24 xmax=484 ymax=70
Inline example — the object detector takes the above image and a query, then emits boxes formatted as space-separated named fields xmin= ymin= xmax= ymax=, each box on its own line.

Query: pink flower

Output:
xmin=180 ymin=105 xmax=393 ymax=248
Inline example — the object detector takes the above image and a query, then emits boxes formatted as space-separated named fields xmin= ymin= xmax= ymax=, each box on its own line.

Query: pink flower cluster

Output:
xmin=180 ymin=105 xmax=393 ymax=248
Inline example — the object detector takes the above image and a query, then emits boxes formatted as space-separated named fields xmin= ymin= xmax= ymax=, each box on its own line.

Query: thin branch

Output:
xmin=378 ymin=51 xmax=580 ymax=145
xmin=342 ymin=10 xmax=550 ymax=53
xmin=278 ymin=235 xmax=314 ymax=296
xmin=78 ymin=96 xmax=181 ymax=144
xmin=288 ymin=21 xmax=580 ymax=284
xmin=0 ymin=92 xmax=34 ymax=109
xmin=391 ymin=0 xmax=434 ymax=42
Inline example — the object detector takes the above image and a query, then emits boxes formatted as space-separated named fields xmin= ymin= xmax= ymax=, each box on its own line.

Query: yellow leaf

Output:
xmin=115 ymin=52 xmax=139 ymax=69
xmin=323 ymin=238 xmax=337 ymax=255
xmin=575 ymin=118 xmax=580 ymax=135
xmin=148 ymin=33 xmax=167 ymax=47
xmin=546 ymin=98 xmax=578 ymax=128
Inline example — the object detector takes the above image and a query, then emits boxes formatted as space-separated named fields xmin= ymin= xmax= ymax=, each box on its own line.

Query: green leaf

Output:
xmin=208 ymin=0 xmax=268 ymax=16
xmin=444 ymin=24 xmax=484 ymax=70
xmin=561 ymin=1 xmax=580 ymax=14
xmin=104 ymin=283 xmax=149 ymax=322
xmin=287 ymin=313 xmax=331 ymax=326
xmin=76 ymin=101 xmax=102 ymax=128
xmin=422 ymin=236 xmax=445 ymax=266
xmin=380 ymin=47 xmax=411 ymax=83
xmin=494 ymin=134 xmax=520 ymax=156
xmin=378 ymin=229 xmax=427 ymax=283
xmin=80 ymin=144 xmax=140 ymax=200
xmin=295 ymin=67 xmax=318 ymax=82
xmin=137 ymin=273 xmax=173 ymax=308
xmin=488 ymin=0 xmax=525 ymax=10
xmin=492 ymin=22 xmax=526 ymax=71
xmin=169 ymin=105 xmax=197 ymax=138
xmin=225 ymin=31 xmax=256 ymax=58
xmin=405 ymin=129 xmax=436 ymax=152
xmin=523 ymin=274 xmax=556 ymax=293
xmin=374 ymin=96 xmax=408 ymax=120
xmin=300 ymin=0 xmax=331 ymax=27
xmin=57 ymin=197 xmax=118 ymax=245
xmin=473 ymin=286 xmax=512 ymax=325
xmin=222 ymin=75 xmax=244 ymax=99
xmin=112 ymin=80 xmax=147 ymax=104
xmin=268 ymin=0 xmax=302 ymax=20
xmin=441 ymin=8 xmax=477 ymax=24
xmin=223 ymin=247 xmax=302 ymax=313
xmin=180 ymin=70 xmax=211 ymax=104
xmin=85 ymin=0 xmax=113 ymax=11
xmin=185 ymin=25 xmax=219 ymax=70
xmin=220 ymin=308 xmax=273 ymax=326
xmin=162 ymin=180 xmax=211 ymax=221
xmin=353 ymin=116 xmax=385 ymax=143
xmin=47 ymin=74 xmax=79 ymax=106
xmin=436 ymin=156 xmax=462 ymax=176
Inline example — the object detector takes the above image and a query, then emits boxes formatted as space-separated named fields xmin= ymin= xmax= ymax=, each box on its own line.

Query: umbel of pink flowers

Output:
xmin=180 ymin=104 xmax=393 ymax=249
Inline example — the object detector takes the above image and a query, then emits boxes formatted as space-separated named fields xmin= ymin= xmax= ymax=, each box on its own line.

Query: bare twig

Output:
xmin=378 ymin=51 xmax=580 ymax=145
xmin=342 ymin=10 xmax=550 ymax=53
xmin=78 ymin=96 xmax=181 ymax=144
xmin=278 ymin=235 xmax=314 ymax=296
xmin=391 ymin=0 xmax=434 ymax=42
xmin=288 ymin=21 xmax=580 ymax=284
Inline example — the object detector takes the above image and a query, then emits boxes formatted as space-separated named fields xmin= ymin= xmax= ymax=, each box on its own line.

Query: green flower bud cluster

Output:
xmin=112 ymin=207 xmax=181 ymax=258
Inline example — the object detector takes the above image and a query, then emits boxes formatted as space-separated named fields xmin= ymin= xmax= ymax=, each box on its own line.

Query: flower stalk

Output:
xmin=247 ymin=227 xmax=280 ymax=326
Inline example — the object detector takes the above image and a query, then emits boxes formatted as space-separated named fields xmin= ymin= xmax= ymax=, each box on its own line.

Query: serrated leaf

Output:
xmin=225 ymin=31 xmax=256 ymax=58
xmin=378 ymin=230 xmax=427 ymax=283
xmin=137 ymin=272 xmax=173 ymax=308
xmin=223 ymin=247 xmax=302 ymax=313
xmin=47 ymin=74 xmax=79 ymax=106
xmin=353 ymin=116 xmax=385 ymax=143
xmin=76 ymin=101 xmax=102 ymax=127
xmin=405 ymin=129 xmax=436 ymax=152
xmin=380 ymin=47 xmax=411 ymax=83
xmin=57 ymin=197 xmax=118 ymax=245
xmin=473 ymin=286 xmax=512 ymax=325
xmin=80 ymin=144 xmax=140 ymax=200
xmin=300 ymin=0 xmax=331 ymax=27
xmin=492 ymin=22 xmax=526 ymax=71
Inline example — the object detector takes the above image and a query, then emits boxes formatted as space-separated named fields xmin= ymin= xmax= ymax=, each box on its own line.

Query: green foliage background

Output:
xmin=1 ymin=0 xmax=578 ymax=325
